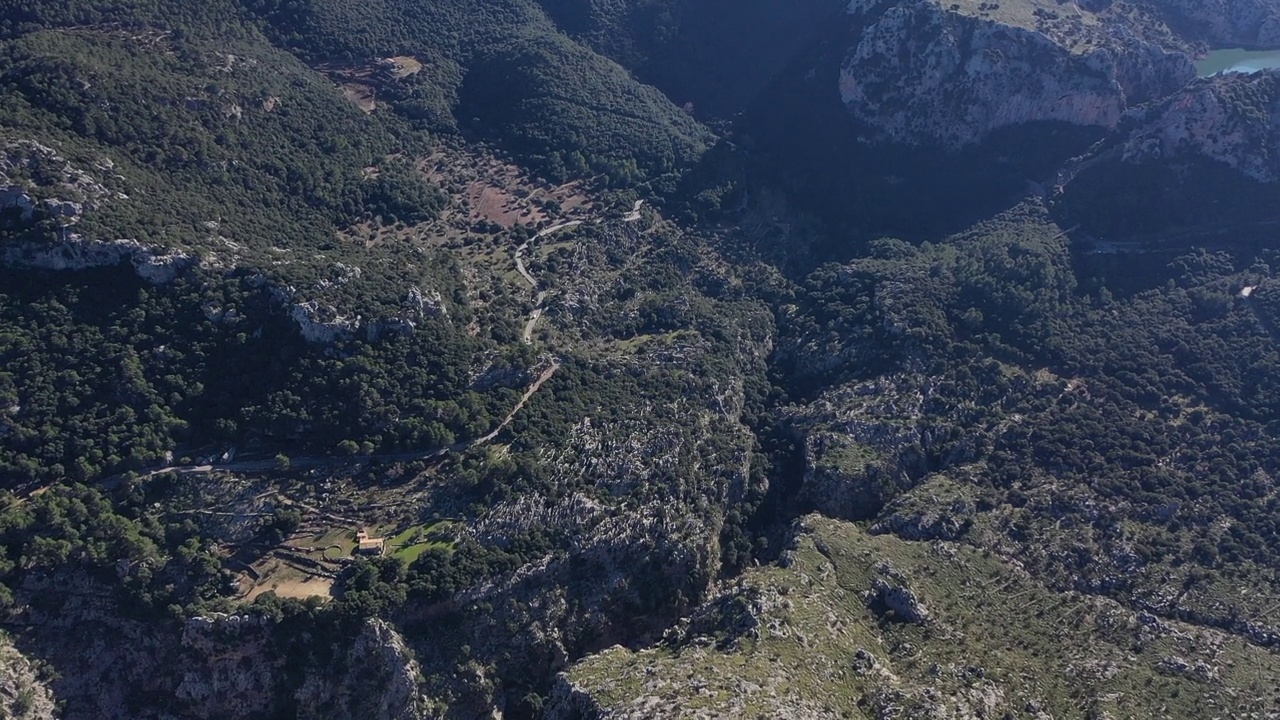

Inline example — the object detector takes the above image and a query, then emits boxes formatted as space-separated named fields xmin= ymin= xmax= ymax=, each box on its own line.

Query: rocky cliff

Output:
xmin=0 ymin=139 xmax=118 ymax=222
xmin=400 ymin=374 xmax=761 ymax=712
xmin=0 ymin=634 xmax=57 ymax=720
xmin=839 ymin=0 xmax=1194 ymax=146
xmin=9 ymin=575 xmax=426 ymax=720
xmin=1052 ymin=70 xmax=1280 ymax=235
xmin=1114 ymin=71 xmax=1280 ymax=182
xmin=293 ymin=619 xmax=428 ymax=720
xmin=3 ymin=235 xmax=196 ymax=283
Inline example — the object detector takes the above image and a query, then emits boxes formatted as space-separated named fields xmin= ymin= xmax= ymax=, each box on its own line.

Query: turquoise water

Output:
xmin=1196 ymin=48 xmax=1280 ymax=76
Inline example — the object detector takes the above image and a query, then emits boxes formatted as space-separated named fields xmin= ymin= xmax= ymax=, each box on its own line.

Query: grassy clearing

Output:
xmin=598 ymin=330 xmax=692 ymax=355
xmin=534 ymin=240 xmax=573 ymax=261
xmin=944 ymin=0 xmax=1099 ymax=30
xmin=812 ymin=435 xmax=880 ymax=476
xmin=388 ymin=521 xmax=457 ymax=564
xmin=293 ymin=527 xmax=359 ymax=559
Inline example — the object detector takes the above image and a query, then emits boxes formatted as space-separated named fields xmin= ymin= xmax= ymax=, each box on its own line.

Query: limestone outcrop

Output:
xmin=9 ymin=586 xmax=430 ymax=720
xmin=0 ymin=634 xmax=58 ymax=720
xmin=294 ymin=619 xmax=428 ymax=720
xmin=1114 ymin=71 xmax=1280 ymax=182
xmin=3 ymin=235 xmax=196 ymax=283
xmin=838 ymin=1 xmax=1194 ymax=146
xmin=0 ymin=139 xmax=117 ymax=219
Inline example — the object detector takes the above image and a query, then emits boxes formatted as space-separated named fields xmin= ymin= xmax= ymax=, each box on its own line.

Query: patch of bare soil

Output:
xmin=314 ymin=56 xmax=426 ymax=114
xmin=339 ymin=218 xmax=424 ymax=249
xmin=385 ymin=56 xmax=423 ymax=78
xmin=340 ymin=84 xmax=376 ymax=113
xmin=245 ymin=571 xmax=333 ymax=602
xmin=421 ymin=150 xmax=593 ymax=230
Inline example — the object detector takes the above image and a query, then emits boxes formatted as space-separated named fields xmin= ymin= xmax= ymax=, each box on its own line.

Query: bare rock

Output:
xmin=839 ymin=1 xmax=1193 ymax=147
xmin=0 ymin=633 xmax=58 ymax=720
xmin=544 ymin=672 xmax=606 ymax=720
xmin=3 ymin=236 xmax=195 ymax=284
xmin=869 ymin=577 xmax=931 ymax=624
xmin=1115 ymin=72 xmax=1280 ymax=182
xmin=290 ymin=300 xmax=361 ymax=343
xmin=294 ymin=619 xmax=428 ymax=720
xmin=1 ymin=185 xmax=35 ymax=221
xmin=176 ymin=614 xmax=276 ymax=718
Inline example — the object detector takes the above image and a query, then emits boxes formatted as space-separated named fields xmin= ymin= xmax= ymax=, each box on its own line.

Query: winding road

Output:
xmin=514 ymin=221 xmax=581 ymax=343
xmin=129 ymin=211 xmax=627 ymax=480
xmin=138 ymin=360 xmax=560 ymax=479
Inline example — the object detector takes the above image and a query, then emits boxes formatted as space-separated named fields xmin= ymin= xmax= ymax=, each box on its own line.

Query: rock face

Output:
xmin=544 ymin=673 xmax=607 ymax=720
xmin=0 ymin=139 xmax=116 ymax=218
xmin=288 ymin=299 xmax=424 ymax=343
xmin=0 ymin=185 xmax=36 ymax=221
xmin=3 ymin=235 xmax=196 ymax=283
xmin=177 ymin=615 xmax=427 ymax=720
xmin=397 ymin=314 xmax=766 ymax=712
xmin=793 ymin=375 xmax=934 ymax=521
xmin=802 ymin=428 xmax=916 ymax=520
xmin=175 ymin=614 xmax=278 ymax=718
xmin=869 ymin=577 xmax=931 ymax=624
xmin=0 ymin=634 xmax=58 ymax=720
xmin=9 ymin=574 xmax=428 ymax=720
xmin=0 ymin=139 xmax=201 ymax=283
xmin=838 ymin=0 xmax=1193 ymax=146
xmin=1114 ymin=72 xmax=1280 ymax=181
xmin=294 ymin=619 xmax=427 ymax=720
xmin=289 ymin=299 xmax=363 ymax=343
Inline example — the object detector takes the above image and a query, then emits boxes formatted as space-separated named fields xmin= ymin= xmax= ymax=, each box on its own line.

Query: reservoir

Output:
xmin=1196 ymin=48 xmax=1280 ymax=76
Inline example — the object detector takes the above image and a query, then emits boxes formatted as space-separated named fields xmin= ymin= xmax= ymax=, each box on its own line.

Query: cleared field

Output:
xmin=245 ymin=563 xmax=334 ymax=602
xmin=387 ymin=521 xmax=457 ymax=564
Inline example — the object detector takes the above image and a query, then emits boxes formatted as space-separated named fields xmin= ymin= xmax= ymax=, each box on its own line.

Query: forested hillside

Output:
xmin=2 ymin=0 xmax=1280 ymax=717
xmin=534 ymin=0 xmax=846 ymax=115
xmin=244 ymin=0 xmax=713 ymax=187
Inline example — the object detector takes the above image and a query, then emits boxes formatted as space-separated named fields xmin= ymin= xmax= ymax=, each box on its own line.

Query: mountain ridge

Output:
xmin=1 ymin=0 xmax=1280 ymax=717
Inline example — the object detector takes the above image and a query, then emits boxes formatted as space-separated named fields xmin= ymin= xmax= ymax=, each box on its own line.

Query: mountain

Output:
xmin=1057 ymin=70 xmax=1280 ymax=236
xmin=1 ymin=0 xmax=1280 ymax=718
xmin=533 ymin=0 xmax=847 ymax=116
xmin=554 ymin=514 xmax=1280 ymax=719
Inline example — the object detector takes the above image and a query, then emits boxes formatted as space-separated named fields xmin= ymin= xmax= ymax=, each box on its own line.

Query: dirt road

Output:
xmin=139 ymin=361 xmax=560 ymax=478
xmin=514 ymin=221 xmax=582 ymax=344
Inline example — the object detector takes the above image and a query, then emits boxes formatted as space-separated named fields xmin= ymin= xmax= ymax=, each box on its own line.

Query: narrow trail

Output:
xmin=514 ymin=221 xmax=582 ymax=287
xmin=514 ymin=221 xmax=582 ymax=343
xmin=132 ymin=210 xmax=628 ymax=480
xmin=471 ymin=361 xmax=559 ymax=444
xmin=522 ymin=304 xmax=545 ymax=345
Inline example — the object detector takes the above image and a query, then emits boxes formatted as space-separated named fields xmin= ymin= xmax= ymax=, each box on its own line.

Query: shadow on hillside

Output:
xmin=693 ymin=23 xmax=1107 ymax=264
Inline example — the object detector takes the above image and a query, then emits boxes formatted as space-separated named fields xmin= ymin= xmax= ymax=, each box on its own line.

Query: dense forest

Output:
xmin=0 ymin=267 xmax=524 ymax=483
xmin=242 ymin=0 xmax=713 ymax=188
